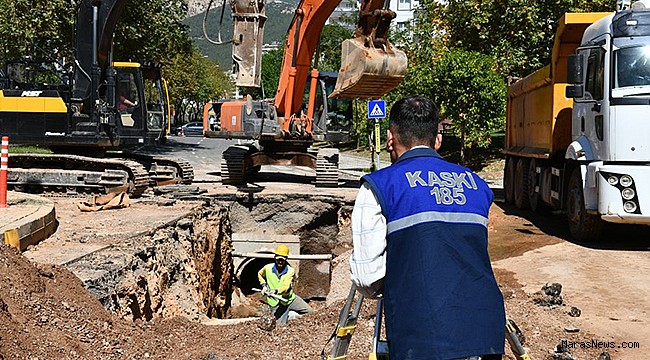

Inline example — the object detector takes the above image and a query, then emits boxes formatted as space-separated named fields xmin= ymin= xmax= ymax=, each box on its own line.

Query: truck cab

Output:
xmin=567 ymin=8 xmax=650 ymax=225
xmin=505 ymin=3 xmax=650 ymax=241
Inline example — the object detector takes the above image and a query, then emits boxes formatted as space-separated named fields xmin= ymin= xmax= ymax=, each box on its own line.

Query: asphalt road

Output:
xmin=162 ymin=135 xmax=237 ymax=181
xmin=138 ymin=135 xmax=373 ymax=187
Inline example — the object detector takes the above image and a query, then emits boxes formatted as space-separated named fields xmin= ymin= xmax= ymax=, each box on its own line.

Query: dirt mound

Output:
xmin=0 ymin=243 xmax=379 ymax=359
xmin=0 ymin=243 xmax=129 ymax=358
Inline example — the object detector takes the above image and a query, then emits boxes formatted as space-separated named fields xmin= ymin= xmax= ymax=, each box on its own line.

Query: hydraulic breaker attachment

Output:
xmin=231 ymin=0 xmax=266 ymax=87
xmin=330 ymin=37 xmax=407 ymax=99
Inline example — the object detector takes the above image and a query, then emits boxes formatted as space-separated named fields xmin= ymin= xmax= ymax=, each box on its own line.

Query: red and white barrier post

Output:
xmin=0 ymin=136 xmax=8 ymax=208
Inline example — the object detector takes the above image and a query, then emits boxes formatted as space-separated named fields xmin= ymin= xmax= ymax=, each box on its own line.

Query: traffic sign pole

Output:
xmin=368 ymin=100 xmax=386 ymax=172
xmin=374 ymin=119 xmax=381 ymax=169
xmin=1 ymin=136 xmax=9 ymax=208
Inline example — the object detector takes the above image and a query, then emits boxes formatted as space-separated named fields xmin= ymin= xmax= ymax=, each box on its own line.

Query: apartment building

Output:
xmin=392 ymin=0 xmax=420 ymax=31
xmin=328 ymin=0 xmax=419 ymax=30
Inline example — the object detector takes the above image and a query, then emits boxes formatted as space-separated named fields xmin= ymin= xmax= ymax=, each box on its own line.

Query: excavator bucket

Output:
xmin=330 ymin=38 xmax=408 ymax=99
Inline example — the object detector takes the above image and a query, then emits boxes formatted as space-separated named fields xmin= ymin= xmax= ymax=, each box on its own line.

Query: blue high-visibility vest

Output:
xmin=363 ymin=147 xmax=505 ymax=360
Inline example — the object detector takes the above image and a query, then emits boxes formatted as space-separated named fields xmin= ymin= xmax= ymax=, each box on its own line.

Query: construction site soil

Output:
xmin=1 ymin=180 xmax=649 ymax=359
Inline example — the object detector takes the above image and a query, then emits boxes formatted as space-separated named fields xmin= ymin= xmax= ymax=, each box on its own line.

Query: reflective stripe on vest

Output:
xmin=362 ymin=148 xmax=505 ymax=359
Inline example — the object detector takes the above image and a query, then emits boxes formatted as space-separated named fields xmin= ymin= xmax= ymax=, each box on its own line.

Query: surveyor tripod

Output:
xmin=322 ymin=285 xmax=532 ymax=360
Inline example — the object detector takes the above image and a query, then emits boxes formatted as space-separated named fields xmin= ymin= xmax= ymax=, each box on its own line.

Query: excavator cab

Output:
xmin=110 ymin=62 xmax=167 ymax=146
xmin=204 ymin=0 xmax=407 ymax=187
xmin=111 ymin=63 xmax=147 ymax=145
xmin=140 ymin=64 xmax=169 ymax=141
xmin=311 ymin=71 xmax=353 ymax=142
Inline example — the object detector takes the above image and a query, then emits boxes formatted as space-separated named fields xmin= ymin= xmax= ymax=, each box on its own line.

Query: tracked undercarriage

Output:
xmin=8 ymin=153 xmax=194 ymax=197
xmin=220 ymin=144 xmax=338 ymax=187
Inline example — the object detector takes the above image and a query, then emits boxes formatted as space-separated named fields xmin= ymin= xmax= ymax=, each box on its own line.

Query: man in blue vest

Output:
xmin=349 ymin=95 xmax=505 ymax=360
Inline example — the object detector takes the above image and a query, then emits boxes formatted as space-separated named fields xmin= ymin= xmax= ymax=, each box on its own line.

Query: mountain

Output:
xmin=184 ymin=0 xmax=299 ymax=69
xmin=187 ymin=0 xmax=211 ymax=18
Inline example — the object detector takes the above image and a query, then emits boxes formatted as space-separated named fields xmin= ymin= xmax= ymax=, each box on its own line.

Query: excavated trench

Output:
xmin=67 ymin=193 xmax=354 ymax=322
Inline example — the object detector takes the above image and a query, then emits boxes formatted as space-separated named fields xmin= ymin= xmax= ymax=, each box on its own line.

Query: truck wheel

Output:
xmin=566 ymin=167 xmax=603 ymax=242
xmin=527 ymin=159 xmax=547 ymax=213
xmin=514 ymin=158 xmax=530 ymax=210
xmin=504 ymin=156 xmax=516 ymax=204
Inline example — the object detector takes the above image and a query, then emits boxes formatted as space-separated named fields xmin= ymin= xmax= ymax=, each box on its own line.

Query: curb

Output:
xmin=0 ymin=192 xmax=57 ymax=251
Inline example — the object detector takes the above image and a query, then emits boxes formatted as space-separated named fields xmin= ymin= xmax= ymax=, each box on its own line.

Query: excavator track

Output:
xmin=220 ymin=145 xmax=249 ymax=185
xmin=315 ymin=148 xmax=339 ymax=188
xmin=8 ymin=154 xmax=149 ymax=197
xmin=110 ymin=153 xmax=195 ymax=186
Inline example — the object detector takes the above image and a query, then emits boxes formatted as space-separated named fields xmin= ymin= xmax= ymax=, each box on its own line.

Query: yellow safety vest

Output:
xmin=258 ymin=263 xmax=296 ymax=307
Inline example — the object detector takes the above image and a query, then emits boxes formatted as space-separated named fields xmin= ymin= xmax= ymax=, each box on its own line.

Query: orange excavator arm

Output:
xmin=274 ymin=0 xmax=407 ymax=133
xmin=273 ymin=0 xmax=341 ymax=126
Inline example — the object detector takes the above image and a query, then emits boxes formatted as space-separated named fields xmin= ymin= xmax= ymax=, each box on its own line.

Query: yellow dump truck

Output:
xmin=505 ymin=3 xmax=650 ymax=241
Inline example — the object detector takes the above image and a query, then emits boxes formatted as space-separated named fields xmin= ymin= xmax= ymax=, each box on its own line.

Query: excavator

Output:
xmin=202 ymin=0 xmax=407 ymax=187
xmin=0 ymin=0 xmax=193 ymax=197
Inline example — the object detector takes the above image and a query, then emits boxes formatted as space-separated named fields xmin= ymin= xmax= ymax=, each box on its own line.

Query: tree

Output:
xmin=195 ymin=56 xmax=232 ymax=101
xmin=573 ymin=1 xmax=616 ymax=12
xmin=113 ymin=0 xmax=192 ymax=63
xmin=260 ymin=48 xmax=284 ymax=99
xmin=426 ymin=0 xmax=617 ymax=78
xmin=318 ymin=24 xmax=353 ymax=73
xmin=432 ymin=49 xmax=506 ymax=164
xmin=0 ymin=0 xmax=74 ymax=61
xmin=165 ymin=48 xmax=233 ymax=123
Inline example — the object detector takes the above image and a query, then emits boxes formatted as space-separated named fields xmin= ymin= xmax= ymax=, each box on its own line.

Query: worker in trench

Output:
xmin=349 ymin=95 xmax=506 ymax=360
xmin=258 ymin=245 xmax=313 ymax=324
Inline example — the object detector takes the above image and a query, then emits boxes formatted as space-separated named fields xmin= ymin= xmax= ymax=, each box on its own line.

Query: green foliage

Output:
xmin=165 ymin=48 xmax=232 ymax=112
xmin=0 ymin=0 xmax=74 ymax=60
xmin=351 ymin=100 xmax=370 ymax=148
xmin=388 ymin=0 xmax=617 ymax=162
xmin=10 ymin=145 xmax=53 ymax=155
xmin=573 ymin=1 xmax=616 ymax=12
xmin=113 ymin=1 xmax=192 ymax=63
xmin=260 ymin=48 xmax=284 ymax=98
xmin=432 ymin=49 xmax=506 ymax=164
xmin=426 ymin=0 xmax=616 ymax=78
xmin=195 ymin=56 xmax=233 ymax=101
xmin=318 ymin=24 xmax=353 ymax=73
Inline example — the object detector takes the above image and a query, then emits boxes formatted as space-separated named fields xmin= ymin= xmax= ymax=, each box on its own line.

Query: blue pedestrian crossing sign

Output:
xmin=368 ymin=100 xmax=386 ymax=119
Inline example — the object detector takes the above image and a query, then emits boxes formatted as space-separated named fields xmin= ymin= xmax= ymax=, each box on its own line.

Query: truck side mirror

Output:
xmin=567 ymin=54 xmax=584 ymax=84
xmin=566 ymin=85 xmax=584 ymax=98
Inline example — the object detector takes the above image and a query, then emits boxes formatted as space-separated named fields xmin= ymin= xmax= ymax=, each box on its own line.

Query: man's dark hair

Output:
xmin=389 ymin=95 xmax=439 ymax=148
